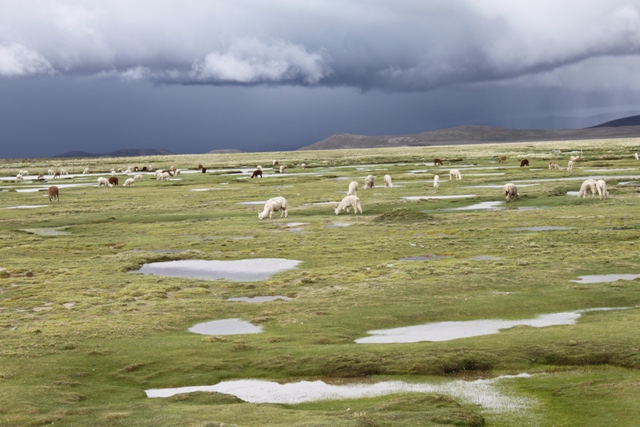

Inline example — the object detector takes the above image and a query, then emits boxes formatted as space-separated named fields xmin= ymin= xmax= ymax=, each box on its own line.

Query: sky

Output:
xmin=3 ymin=0 xmax=640 ymax=158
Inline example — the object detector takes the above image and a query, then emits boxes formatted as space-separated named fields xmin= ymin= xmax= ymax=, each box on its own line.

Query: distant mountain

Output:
xmin=299 ymin=120 xmax=640 ymax=150
xmin=589 ymin=115 xmax=640 ymax=128
xmin=54 ymin=148 xmax=175 ymax=158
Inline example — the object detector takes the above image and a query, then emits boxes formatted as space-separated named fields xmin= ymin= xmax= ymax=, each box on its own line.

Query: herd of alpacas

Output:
xmin=8 ymin=153 xmax=622 ymax=218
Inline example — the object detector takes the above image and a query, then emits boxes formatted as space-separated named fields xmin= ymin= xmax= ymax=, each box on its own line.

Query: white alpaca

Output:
xmin=503 ymin=183 xmax=518 ymax=202
xmin=83 ymin=168 xmax=89 ymax=174
xmin=48 ymin=169 xmax=54 ymax=176
xmin=383 ymin=174 xmax=393 ymax=188
xmin=123 ymin=178 xmax=135 ymax=187
xmin=449 ymin=169 xmax=461 ymax=181
xmin=174 ymin=169 xmax=181 ymax=176
xmin=16 ymin=174 xmax=23 ymax=181
xmin=335 ymin=195 xmax=362 ymax=215
xmin=279 ymin=165 xmax=285 ymax=173
xmin=97 ymin=177 xmax=112 ymax=188
xmin=347 ymin=181 xmax=359 ymax=196
xmin=635 ymin=152 xmax=639 ymax=161
xmin=577 ymin=179 xmax=597 ymax=198
xmin=133 ymin=174 xmax=143 ymax=182
xmin=256 ymin=165 xmax=262 ymax=171
xmin=596 ymin=179 xmax=608 ymax=200
xmin=59 ymin=169 xmax=68 ymax=175
xmin=433 ymin=175 xmax=440 ymax=188
xmin=567 ymin=160 xmax=574 ymax=172
xmin=258 ymin=197 xmax=288 ymax=219
xmin=365 ymin=175 xmax=375 ymax=189
xmin=548 ymin=162 xmax=560 ymax=170
xmin=157 ymin=172 xmax=171 ymax=181
xmin=272 ymin=160 xmax=279 ymax=167
xmin=301 ymin=162 xmax=306 ymax=170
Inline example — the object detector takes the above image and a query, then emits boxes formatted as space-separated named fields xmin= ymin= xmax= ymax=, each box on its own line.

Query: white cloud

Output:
xmin=0 ymin=43 xmax=54 ymax=76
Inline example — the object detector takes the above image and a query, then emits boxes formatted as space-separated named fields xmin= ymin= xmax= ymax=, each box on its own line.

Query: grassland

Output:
xmin=1 ymin=138 xmax=640 ymax=426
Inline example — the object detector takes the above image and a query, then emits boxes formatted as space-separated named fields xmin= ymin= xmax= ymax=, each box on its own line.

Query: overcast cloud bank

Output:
xmin=3 ymin=1 xmax=640 ymax=91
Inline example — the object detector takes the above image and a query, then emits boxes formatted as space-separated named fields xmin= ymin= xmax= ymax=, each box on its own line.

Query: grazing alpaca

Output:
xmin=577 ymin=179 xmax=597 ymax=198
xmin=301 ymin=162 xmax=306 ymax=169
xmin=83 ymin=168 xmax=89 ymax=174
xmin=503 ymin=183 xmax=518 ymax=202
xmin=449 ymin=169 xmax=462 ymax=181
xmin=48 ymin=186 xmax=59 ymax=202
xmin=279 ymin=165 xmax=285 ymax=173
xmin=433 ymin=175 xmax=440 ymax=188
xmin=256 ymin=165 xmax=263 ymax=171
xmin=567 ymin=160 xmax=574 ymax=172
xmin=520 ymin=159 xmax=529 ymax=167
xmin=365 ymin=175 xmax=375 ymax=189
xmin=197 ymin=163 xmax=204 ymax=170
xmin=251 ymin=169 xmax=263 ymax=178
xmin=434 ymin=158 xmax=443 ymax=166
xmin=108 ymin=176 xmax=119 ymax=186
xmin=335 ymin=195 xmax=362 ymax=215
xmin=97 ymin=177 xmax=112 ymax=188
xmin=596 ymin=179 xmax=608 ymax=200
xmin=258 ymin=197 xmax=288 ymax=219
xmin=272 ymin=160 xmax=279 ymax=167
xmin=347 ymin=181 xmax=359 ymax=196
xmin=201 ymin=167 xmax=207 ymax=173
xmin=499 ymin=156 xmax=508 ymax=163
xmin=635 ymin=152 xmax=639 ymax=161
xmin=133 ymin=174 xmax=143 ymax=182
xmin=123 ymin=178 xmax=135 ymax=187
xmin=53 ymin=172 xmax=61 ymax=179
xmin=383 ymin=174 xmax=393 ymax=188
xmin=549 ymin=162 xmax=560 ymax=170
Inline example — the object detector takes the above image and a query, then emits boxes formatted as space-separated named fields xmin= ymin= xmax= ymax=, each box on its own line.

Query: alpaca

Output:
xmin=503 ymin=183 xmax=518 ymax=202
xmin=567 ymin=160 xmax=574 ymax=172
xmin=48 ymin=186 xmax=59 ymax=202
xmin=549 ymin=162 xmax=560 ymax=170
xmin=347 ymin=181 xmax=359 ymax=196
xmin=449 ymin=169 xmax=462 ymax=181
xmin=335 ymin=195 xmax=362 ymax=215
xmin=383 ymin=174 xmax=393 ymax=188
xmin=434 ymin=158 xmax=443 ymax=166
xmin=596 ymin=179 xmax=608 ymax=200
xmin=499 ymin=156 xmax=507 ymax=163
xmin=365 ymin=175 xmax=375 ymax=189
xmin=577 ymin=179 xmax=597 ymax=198
xmin=251 ymin=169 xmax=263 ymax=178
xmin=520 ymin=159 xmax=529 ymax=167
xmin=258 ymin=197 xmax=288 ymax=219
xmin=108 ymin=176 xmax=119 ymax=186
xmin=433 ymin=175 xmax=440 ymax=188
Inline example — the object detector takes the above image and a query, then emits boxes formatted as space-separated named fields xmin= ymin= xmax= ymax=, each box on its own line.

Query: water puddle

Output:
xmin=464 ymin=184 xmax=539 ymax=189
xmin=449 ymin=201 xmax=504 ymax=211
xmin=131 ymin=249 xmax=189 ymax=254
xmin=188 ymin=318 xmax=262 ymax=335
xmin=238 ymin=201 xmax=268 ymax=206
xmin=19 ymin=227 xmax=70 ymax=236
xmin=566 ymin=191 xmax=579 ymax=196
xmin=355 ymin=307 xmax=629 ymax=343
xmin=132 ymin=259 xmax=301 ymax=282
xmin=283 ymin=222 xmax=308 ymax=227
xmin=571 ymin=274 xmax=639 ymax=283
xmin=511 ymin=226 xmax=574 ymax=231
xmin=227 ymin=296 xmax=291 ymax=303
xmin=471 ymin=256 xmax=503 ymax=261
xmin=325 ymin=223 xmax=353 ymax=228
xmin=4 ymin=205 xmax=49 ymax=209
xmin=403 ymin=195 xmax=476 ymax=201
xmin=399 ymin=255 xmax=453 ymax=261
xmin=145 ymin=374 xmax=533 ymax=412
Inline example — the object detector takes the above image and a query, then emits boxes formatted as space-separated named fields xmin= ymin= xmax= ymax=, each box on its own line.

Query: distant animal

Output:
xmin=256 ymin=165 xmax=263 ymax=171
xmin=201 ymin=167 xmax=207 ymax=173
xmin=53 ymin=172 xmax=61 ymax=179
xmin=133 ymin=166 xmax=139 ymax=172
xmin=97 ymin=177 xmax=112 ymax=188
xmin=197 ymin=163 xmax=204 ymax=170
xmin=83 ymin=168 xmax=89 ymax=174
xmin=141 ymin=166 xmax=148 ymax=172
xmin=15 ymin=173 xmax=23 ymax=182
xmin=157 ymin=172 xmax=171 ymax=181
xmin=347 ymin=181 xmax=359 ymax=196
xmin=577 ymin=179 xmax=597 ymax=198
xmin=335 ymin=195 xmax=362 ymax=215
xmin=37 ymin=173 xmax=45 ymax=180
xmin=596 ymin=179 xmax=608 ymax=200
xmin=567 ymin=160 xmax=574 ymax=172
xmin=434 ymin=158 xmax=443 ymax=166
xmin=251 ymin=169 xmax=263 ymax=178
xmin=48 ymin=186 xmax=59 ymax=202
xmin=108 ymin=176 xmax=119 ymax=186
xmin=258 ymin=196 xmax=288 ymax=219
xmin=365 ymin=175 xmax=375 ymax=189
xmin=549 ymin=162 xmax=560 ymax=170
xmin=503 ymin=183 xmax=518 ymax=202
xmin=383 ymin=174 xmax=393 ymax=188
xmin=272 ymin=160 xmax=279 ymax=167
xmin=433 ymin=175 xmax=440 ymax=188
xmin=635 ymin=152 xmax=639 ymax=161
xmin=133 ymin=174 xmax=143 ymax=182
xmin=123 ymin=178 xmax=135 ymax=187
xmin=520 ymin=159 xmax=529 ymax=167
xmin=48 ymin=169 xmax=54 ymax=175
xmin=279 ymin=165 xmax=285 ymax=173
xmin=449 ymin=169 xmax=462 ymax=181
xmin=301 ymin=162 xmax=306 ymax=170
xmin=499 ymin=156 xmax=508 ymax=163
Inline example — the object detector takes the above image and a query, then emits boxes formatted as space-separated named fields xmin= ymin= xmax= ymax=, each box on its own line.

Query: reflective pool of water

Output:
xmin=19 ymin=227 xmax=70 ymax=236
xmin=403 ymin=195 xmax=476 ymax=201
xmin=571 ymin=274 xmax=639 ymax=283
xmin=145 ymin=374 xmax=533 ymax=412
xmin=399 ymin=255 xmax=453 ymax=261
xmin=132 ymin=259 xmax=301 ymax=282
xmin=449 ymin=201 xmax=504 ymax=210
xmin=227 ymin=296 xmax=292 ymax=303
xmin=511 ymin=226 xmax=574 ymax=231
xmin=188 ymin=318 xmax=262 ymax=335
xmin=355 ymin=307 xmax=629 ymax=343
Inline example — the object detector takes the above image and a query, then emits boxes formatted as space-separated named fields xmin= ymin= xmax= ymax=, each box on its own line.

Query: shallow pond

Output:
xmin=571 ymin=274 xmax=639 ymax=283
xmin=511 ymin=226 xmax=574 ymax=231
xmin=188 ymin=318 xmax=262 ymax=335
xmin=470 ymin=256 xmax=503 ymax=261
xmin=132 ymin=258 xmax=301 ymax=282
xmin=4 ymin=205 xmax=49 ymax=209
xmin=145 ymin=374 xmax=533 ymax=412
xmin=355 ymin=307 xmax=629 ymax=343
xmin=19 ymin=227 xmax=70 ymax=236
xmin=399 ymin=255 xmax=452 ymax=261
xmin=227 ymin=296 xmax=292 ymax=303
xmin=449 ymin=201 xmax=504 ymax=210
xmin=237 ymin=201 xmax=268 ymax=206
xmin=402 ymin=194 xmax=476 ymax=201
xmin=325 ymin=223 xmax=354 ymax=228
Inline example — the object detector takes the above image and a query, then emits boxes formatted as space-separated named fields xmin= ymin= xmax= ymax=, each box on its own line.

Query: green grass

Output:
xmin=1 ymin=140 xmax=640 ymax=426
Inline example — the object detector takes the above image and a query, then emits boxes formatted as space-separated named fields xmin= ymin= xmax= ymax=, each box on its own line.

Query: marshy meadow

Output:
xmin=1 ymin=139 xmax=640 ymax=426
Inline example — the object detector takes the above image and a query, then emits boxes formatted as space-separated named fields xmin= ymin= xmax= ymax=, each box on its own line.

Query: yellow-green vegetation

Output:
xmin=1 ymin=138 xmax=640 ymax=426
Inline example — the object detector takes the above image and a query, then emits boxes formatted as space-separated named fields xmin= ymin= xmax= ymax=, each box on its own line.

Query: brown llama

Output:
xmin=520 ymin=159 xmax=529 ymax=167
xmin=48 ymin=186 xmax=59 ymax=202
xmin=251 ymin=169 xmax=263 ymax=178
xmin=109 ymin=176 xmax=119 ymax=186
xmin=433 ymin=158 xmax=443 ymax=166
xmin=499 ymin=156 xmax=508 ymax=163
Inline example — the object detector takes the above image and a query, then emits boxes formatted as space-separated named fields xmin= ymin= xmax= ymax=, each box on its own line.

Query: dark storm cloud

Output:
xmin=3 ymin=1 xmax=640 ymax=91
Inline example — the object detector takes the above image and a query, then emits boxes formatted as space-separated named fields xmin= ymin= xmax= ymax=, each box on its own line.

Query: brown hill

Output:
xmin=298 ymin=124 xmax=640 ymax=150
